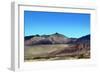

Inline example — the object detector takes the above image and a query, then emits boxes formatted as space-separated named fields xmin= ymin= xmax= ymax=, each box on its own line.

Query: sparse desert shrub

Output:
xmin=33 ymin=56 xmax=50 ymax=59
xmin=78 ymin=54 xmax=85 ymax=59
xmin=33 ymin=57 xmax=42 ymax=59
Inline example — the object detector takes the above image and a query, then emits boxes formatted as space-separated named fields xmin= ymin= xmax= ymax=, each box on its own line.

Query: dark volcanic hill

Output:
xmin=75 ymin=34 xmax=90 ymax=51
xmin=76 ymin=34 xmax=90 ymax=44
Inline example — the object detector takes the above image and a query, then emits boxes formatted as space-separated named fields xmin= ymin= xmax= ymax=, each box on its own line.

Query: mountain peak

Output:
xmin=51 ymin=32 xmax=67 ymax=38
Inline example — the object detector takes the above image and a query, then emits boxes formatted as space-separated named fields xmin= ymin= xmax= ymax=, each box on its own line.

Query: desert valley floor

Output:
xmin=24 ymin=44 xmax=90 ymax=61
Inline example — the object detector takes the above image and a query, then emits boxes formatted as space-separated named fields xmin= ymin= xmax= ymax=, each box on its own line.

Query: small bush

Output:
xmin=78 ymin=54 xmax=85 ymax=59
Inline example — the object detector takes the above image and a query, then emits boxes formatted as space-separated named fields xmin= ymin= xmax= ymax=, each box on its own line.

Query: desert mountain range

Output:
xmin=24 ymin=33 xmax=90 ymax=46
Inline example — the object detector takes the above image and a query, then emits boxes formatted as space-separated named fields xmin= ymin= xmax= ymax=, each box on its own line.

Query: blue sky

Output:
xmin=24 ymin=11 xmax=90 ymax=38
